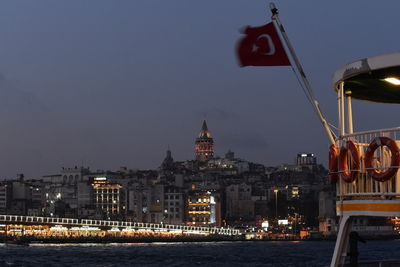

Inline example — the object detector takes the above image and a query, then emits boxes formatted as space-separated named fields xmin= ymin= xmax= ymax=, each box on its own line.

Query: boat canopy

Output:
xmin=333 ymin=52 xmax=400 ymax=104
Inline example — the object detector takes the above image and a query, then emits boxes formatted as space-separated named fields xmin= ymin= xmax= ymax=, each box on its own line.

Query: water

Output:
xmin=0 ymin=240 xmax=399 ymax=266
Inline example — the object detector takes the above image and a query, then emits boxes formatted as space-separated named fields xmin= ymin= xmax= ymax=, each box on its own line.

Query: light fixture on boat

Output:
xmin=384 ymin=77 xmax=400 ymax=85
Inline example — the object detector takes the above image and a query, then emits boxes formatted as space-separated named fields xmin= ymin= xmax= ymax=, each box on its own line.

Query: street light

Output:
xmin=274 ymin=189 xmax=278 ymax=218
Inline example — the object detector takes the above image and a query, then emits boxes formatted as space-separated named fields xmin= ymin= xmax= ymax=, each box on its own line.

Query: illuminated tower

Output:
xmin=195 ymin=120 xmax=214 ymax=162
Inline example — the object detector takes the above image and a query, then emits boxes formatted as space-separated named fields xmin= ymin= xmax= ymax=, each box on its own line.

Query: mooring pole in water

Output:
xmin=349 ymin=231 xmax=366 ymax=267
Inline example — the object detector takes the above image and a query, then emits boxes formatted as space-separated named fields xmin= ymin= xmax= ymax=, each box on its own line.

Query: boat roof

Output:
xmin=333 ymin=52 xmax=400 ymax=103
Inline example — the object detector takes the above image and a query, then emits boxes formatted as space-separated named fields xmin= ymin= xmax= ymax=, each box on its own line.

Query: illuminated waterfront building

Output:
xmin=391 ymin=217 xmax=400 ymax=233
xmin=296 ymin=153 xmax=316 ymax=166
xmin=92 ymin=177 xmax=123 ymax=219
xmin=195 ymin=120 xmax=214 ymax=162
xmin=187 ymin=190 xmax=221 ymax=227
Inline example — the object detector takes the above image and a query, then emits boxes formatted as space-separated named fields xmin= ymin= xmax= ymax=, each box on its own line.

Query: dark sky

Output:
xmin=0 ymin=1 xmax=400 ymax=178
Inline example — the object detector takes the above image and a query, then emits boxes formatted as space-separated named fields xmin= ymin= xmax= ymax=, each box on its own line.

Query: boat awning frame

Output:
xmin=333 ymin=52 xmax=400 ymax=104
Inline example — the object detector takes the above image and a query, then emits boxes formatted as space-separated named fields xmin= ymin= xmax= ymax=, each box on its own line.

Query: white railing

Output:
xmin=336 ymin=127 xmax=400 ymax=198
xmin=0 ymin=215 xmax=240 ymax=236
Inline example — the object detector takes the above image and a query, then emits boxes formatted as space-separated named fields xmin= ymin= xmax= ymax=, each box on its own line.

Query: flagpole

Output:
xmin=269 ymin=3 xmax=336 ymax=145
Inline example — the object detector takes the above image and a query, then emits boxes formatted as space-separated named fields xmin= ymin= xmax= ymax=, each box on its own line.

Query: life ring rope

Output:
xmin=364 ymin=166 xmax=400 ymax=170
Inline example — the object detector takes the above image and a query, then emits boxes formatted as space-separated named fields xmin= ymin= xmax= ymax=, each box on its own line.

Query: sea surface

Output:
xmin=0 ymin=240 xmax=399 ymax=267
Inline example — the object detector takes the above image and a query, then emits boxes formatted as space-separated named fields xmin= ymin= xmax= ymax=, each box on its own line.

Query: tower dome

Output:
xmin=195 ymin=120 xmax=214 ymax=162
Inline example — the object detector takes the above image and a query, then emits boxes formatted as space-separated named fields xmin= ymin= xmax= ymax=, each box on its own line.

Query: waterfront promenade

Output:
xmin=0 ymin=214 xmax=240 ymax=242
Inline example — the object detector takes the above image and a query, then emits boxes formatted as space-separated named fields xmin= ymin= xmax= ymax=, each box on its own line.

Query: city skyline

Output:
xmin=1 ymin=118 xmax=317 ymax=179
xmin=1 ymin=3 xmax=400 ymax=265
xmin=1 ymin=1 xmax=400 ymax=178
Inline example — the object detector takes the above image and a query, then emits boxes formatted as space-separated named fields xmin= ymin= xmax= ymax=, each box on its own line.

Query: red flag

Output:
xmin=236 ymin=22 xmax=290 ymax=67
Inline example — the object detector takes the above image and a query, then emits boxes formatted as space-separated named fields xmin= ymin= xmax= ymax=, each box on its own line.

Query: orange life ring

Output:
xmin=328 ymin=144 xmax=339 ymax=183
xmin=364 ymin=136 xmax=400 ymax=182
xmin=339 ymin=140 xmax=360 ymax=183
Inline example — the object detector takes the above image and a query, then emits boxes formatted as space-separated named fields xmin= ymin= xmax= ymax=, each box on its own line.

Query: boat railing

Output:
xmin=336 ymin=127 xmax=400 ymax=199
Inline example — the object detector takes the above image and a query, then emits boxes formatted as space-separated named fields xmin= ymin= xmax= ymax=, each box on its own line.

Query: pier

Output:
xmin=0 ymin=215 xmax=241 ymax=242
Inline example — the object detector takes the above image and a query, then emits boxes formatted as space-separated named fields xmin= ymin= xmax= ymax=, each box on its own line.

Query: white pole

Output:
xmin=337 ymin=89 xmax=341 ymax=139
xmin=340 ymin=82 xmax=345 ymax=136
xmin=347 ymin=93 xmax=353 ymax=134
xmin=269 ymin=3 xmax=335 ymax=145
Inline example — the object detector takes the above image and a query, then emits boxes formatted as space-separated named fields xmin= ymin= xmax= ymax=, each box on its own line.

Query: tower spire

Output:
xmin=195 ymin=120 xmax=214 ymax=162
xmin=198 ymin=120 xmax=212 ymax=138
xmin=201 ymin=120 xmax=208 ymax=131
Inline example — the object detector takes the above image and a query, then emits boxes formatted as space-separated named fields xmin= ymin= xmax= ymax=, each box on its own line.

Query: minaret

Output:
xmin=195 ymin=120 xmax=214 ymax=162
xmin=161 ymin=148 xmax=174 ymax=170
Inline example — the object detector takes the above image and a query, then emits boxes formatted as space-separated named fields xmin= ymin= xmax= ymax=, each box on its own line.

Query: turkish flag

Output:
xmin=236 ymin=22 xmax=290 ymax=67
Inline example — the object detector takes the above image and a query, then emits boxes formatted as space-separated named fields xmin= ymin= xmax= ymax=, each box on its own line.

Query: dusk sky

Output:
xmin=0 ymin=1 xmax=400 ymax=178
